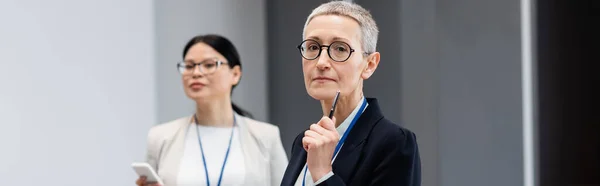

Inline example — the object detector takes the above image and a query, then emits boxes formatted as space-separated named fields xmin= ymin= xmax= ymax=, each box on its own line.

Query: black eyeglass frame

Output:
xmin=296 ymin=39 xmax=370 ymax=62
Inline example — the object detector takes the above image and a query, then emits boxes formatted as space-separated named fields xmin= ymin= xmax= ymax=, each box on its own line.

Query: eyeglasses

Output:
xmin=176 ymin=58 xmax=228 ymax=75
xmin=297 ymin=39 xmax=365 ymax=62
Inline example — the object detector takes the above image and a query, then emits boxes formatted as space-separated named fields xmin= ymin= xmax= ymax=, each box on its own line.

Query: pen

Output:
xmin=328 ymin=90 xmax=341 ymax=119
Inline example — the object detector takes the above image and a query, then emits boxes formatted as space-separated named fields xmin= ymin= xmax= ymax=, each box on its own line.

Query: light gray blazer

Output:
xmin=145 ymin=114 xmax=288 ymax=186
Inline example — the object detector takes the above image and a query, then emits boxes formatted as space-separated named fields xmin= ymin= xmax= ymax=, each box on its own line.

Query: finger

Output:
xmin=331 ymin=116 xmax=339 ymax=138
xmin=304 ymin=130 xmax=324 ymax=140
xmin=310 ymin=124 xmax=337 ymax=139
xmin=302 ymin=136 xmax=310 ymax=150
xmin=302 ymin=136 xmax=318 ymax=150
xmin=318 ymin=116 xmax=336 ymax=131
xmin=136 ymin=177 xmax=145 ymax=186
xmin=146 ymin=182 xmax=160 ymax=186
xmin=309 ymin=124 xmax=329 ymax=135
xmin=306 ymin=130 xmax=334 ymax=146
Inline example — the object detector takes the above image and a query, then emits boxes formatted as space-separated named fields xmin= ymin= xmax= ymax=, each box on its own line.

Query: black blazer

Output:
xmin=281 ymin=98 xmax=421 ymax=186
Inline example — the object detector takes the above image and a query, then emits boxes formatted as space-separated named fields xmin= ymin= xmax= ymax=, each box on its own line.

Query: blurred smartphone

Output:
xmin=131 ymin=162 xmax=164 ymax=185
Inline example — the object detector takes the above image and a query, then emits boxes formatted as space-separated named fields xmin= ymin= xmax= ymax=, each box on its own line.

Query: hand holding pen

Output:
xmin=302 ymin=90 xmax=340 ymax=182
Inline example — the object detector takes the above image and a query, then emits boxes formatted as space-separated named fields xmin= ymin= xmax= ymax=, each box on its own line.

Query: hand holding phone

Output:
xmin=132 ymin=162 xmax=163 ymax=186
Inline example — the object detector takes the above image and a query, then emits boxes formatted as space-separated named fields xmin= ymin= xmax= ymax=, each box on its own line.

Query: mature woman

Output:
xmin=281 ymin=2 xmax=421 ymax=186
xmin=136 ymin=34 xmax=288 ymax=186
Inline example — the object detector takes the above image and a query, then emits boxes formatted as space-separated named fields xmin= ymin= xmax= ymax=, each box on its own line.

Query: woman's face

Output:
xmin=181 ymin=42 xmax=241 ymax=102
xmin=302 ymin=15 xmax=375 ymax=100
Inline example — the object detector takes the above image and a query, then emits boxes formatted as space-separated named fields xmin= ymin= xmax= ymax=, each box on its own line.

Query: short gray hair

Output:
xmin=303 ymin=1 xmax=379 ymax=54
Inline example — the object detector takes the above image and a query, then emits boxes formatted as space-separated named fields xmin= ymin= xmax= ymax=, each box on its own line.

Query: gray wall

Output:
xmin=0 ymin=0 xmax=155 ymax=185
xmin=155 ymin=0 xmax=269 ymax=123
xmin=397 ymin=0 xmax=525 ymax=185
xmin=397 ymin=0 xmax=440 ymax=185
xmin=436 ymin=0 xmax=523 ymax=185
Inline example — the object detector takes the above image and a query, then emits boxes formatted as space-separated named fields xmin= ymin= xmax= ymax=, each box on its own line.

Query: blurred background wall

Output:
xmin=0 ymin=0 xmax=596 ymax=186
xmin=0 ymin=0 xmax=155 ymax=185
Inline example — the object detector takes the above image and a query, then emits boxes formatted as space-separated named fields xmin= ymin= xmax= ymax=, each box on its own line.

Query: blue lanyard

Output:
xmin=194 ymin=114 xmax=236 ymax=186
xmin=302 ymin=98 xmax=367 ymax=186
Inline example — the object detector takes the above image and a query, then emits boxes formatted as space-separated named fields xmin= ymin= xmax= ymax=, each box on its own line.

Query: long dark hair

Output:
xmin=182 ymin=34 xmax=253 ymax=118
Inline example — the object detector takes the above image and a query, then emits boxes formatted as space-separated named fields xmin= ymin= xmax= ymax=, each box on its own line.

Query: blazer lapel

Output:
xmin=238 ymin=115 xmax=268 ymax=185
xmin=158 ymin=117 xmax=191 ymax=186
xmin=281 ymin=133 xmax=307 ymax=186
xmin=331 ymin=98 xmax=384 ymax=183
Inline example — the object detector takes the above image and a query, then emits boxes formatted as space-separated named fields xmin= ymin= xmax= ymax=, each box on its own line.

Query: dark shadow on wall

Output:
xmin=537 ymin=0 xmax=599 ymax=185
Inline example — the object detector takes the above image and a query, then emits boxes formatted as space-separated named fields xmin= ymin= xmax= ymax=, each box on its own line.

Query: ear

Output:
xmin=231 ymin=65 xmax=242 ymax=85
xmin=361 ymin=52 xmax=380 ymax=80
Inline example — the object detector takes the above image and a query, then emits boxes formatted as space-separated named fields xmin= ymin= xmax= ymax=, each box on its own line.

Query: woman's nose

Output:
xmin=315 ymin=49 xmax=332 ymax=70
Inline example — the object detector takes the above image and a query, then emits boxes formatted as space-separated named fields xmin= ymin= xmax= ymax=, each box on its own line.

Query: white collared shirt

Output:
xmin=294 ymin=97 xmax=368 ymax=186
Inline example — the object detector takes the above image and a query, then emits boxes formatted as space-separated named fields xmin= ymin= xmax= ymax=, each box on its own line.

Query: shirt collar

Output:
xmin=335 ymin=96 xmax=368 ymax=138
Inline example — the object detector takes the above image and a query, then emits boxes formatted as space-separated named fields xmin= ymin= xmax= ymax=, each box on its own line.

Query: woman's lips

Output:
xmin=189 ymin=82 xmax=205 ymax=89
xmin=313 ymin=76 xmax=336 ymax=83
